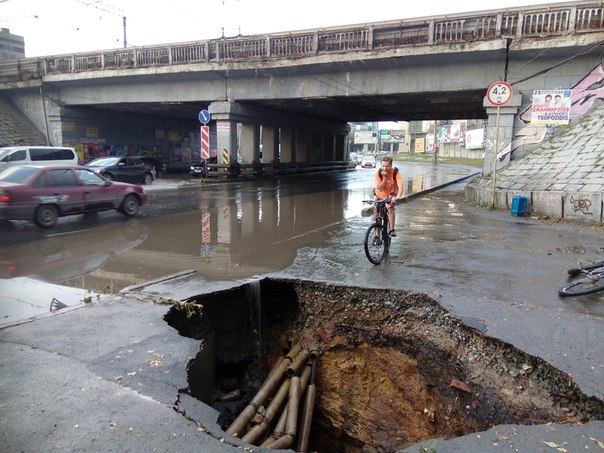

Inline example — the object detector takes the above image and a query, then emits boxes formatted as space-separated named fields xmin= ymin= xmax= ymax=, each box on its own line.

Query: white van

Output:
xmin=0 ymin=146 xmax=79 ymax=170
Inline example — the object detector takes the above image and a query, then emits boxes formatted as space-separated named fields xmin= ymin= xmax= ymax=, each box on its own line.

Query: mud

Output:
xmin=165 ymin=278 xmax=604 ymax=452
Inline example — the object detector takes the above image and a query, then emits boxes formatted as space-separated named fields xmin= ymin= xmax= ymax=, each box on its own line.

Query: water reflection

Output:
xmin=1 ymin=166 xmax=478 ymax=293
xmin=0 ymin=220 xmax=147 ymax=285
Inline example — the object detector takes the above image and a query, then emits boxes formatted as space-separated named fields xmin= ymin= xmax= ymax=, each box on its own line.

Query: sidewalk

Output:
xmin=1 ymin=182 xmax=603 ymax=453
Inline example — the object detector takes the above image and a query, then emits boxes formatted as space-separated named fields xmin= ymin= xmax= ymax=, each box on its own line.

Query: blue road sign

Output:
xmin=198 ymin=110 xmax=211 ymax=124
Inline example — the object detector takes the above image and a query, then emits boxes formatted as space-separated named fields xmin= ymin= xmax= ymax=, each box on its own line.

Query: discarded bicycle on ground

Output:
xmin=558 ymin=259 xmax=604 ymax=297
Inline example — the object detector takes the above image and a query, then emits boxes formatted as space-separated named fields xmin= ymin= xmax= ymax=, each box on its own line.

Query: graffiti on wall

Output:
xmin=500 ymin=63 xmax=604 ymax=160
xmin=569 ymin=195 xmax=593 ymax=216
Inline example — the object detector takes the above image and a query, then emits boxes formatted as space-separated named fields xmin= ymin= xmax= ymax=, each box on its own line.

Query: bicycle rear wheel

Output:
xmin=559 ymin=272 xmax=604 ymax=297
xmin=364 ymin=223 xmax=388 ymax=265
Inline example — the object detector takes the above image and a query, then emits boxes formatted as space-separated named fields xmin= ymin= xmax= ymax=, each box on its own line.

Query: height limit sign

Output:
xmin=487 ymin=81 xmax=512 ymax=106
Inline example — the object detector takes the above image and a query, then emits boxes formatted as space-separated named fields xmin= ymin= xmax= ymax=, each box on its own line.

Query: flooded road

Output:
xmin=0 ymin=164 xmax=477 ymax=321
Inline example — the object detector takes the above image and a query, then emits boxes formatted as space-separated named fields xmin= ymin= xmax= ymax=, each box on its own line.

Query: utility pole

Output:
xmin=433 ymin=120 xmax=438 ymax=164
xmin=122 ymin=16 xmax=127 ymax=48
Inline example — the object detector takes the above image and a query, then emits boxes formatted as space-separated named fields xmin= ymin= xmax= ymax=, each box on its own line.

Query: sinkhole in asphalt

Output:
xmin=164 ymin=278 xmax=604 ymax=452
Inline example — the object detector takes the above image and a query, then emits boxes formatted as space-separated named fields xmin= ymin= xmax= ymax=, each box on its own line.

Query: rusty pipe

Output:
xmin=286 ymin=376 xmax=301 ymax=437
xmin=265 ymin=364 xmax=312 ymax=449
xmin=286 ymin=342 xmax=302 ymax=360
xmin=226 ymin=348 xmax=295 ymax=437
xmin=264 ymin=378 xmax=300 ymax=450
xmin=260 ymin=402 xmax=288 ymax=447
xmin=287 ymin=348 xmax=310 ymax=377
xmin=263 ymin=341 xmax=301 ymax=385
xmin=296 ymin=356 xmax=318 ymax=452
xmin=267 ymin=433 xmax=294 ymax=449
xmin=241 ymin=376 xmax=291 ymax=445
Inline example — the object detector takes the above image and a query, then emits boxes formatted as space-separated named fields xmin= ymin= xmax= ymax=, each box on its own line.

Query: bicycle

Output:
xmin=362 ymin=196 xmax=393 ymax=265
xmin=558 ymin=259 xmax=604 ymax=297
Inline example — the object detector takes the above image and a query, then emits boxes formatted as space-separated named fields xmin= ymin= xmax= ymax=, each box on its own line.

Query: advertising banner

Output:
xmin=414 ymin=137 xmax=425 ymax=153
xmin=465 ymin=128 xmax=485 ymax=149
xmin=354 ymin=130 xmax=376 ymax=144
xmin=530 ymin=89 xmax=572 ymax=124
xmin=379 ymin=130 xmax=405 ymax=143
xmin=438 ymin=123 xmax=464 ymax=143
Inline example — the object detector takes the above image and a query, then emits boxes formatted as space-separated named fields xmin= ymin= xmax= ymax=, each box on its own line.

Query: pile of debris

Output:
xmin=226 ymin=343 xmax=318 ymax=451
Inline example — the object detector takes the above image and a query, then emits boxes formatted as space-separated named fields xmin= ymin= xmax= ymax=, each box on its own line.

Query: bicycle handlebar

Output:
xmin=363 ymin=196 xmax=393 ymax=205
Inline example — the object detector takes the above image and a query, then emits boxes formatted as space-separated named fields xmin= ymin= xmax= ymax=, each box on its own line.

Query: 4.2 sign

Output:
xmin=487 ymin=81 xmax=513 ymax=106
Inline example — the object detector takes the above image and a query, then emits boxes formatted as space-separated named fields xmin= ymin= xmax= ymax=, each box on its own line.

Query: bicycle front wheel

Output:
xmin=559 ymin=272 xmax=604 ymax=297
xmin=364 ymin=223 xmax=388 ymax=265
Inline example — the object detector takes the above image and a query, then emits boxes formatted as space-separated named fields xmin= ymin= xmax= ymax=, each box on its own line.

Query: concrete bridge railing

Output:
xmin=1 ymin=2 xmax=603 ymax=82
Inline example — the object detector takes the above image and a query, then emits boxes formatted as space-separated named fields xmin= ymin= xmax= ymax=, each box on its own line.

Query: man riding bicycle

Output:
xmin=373 ymin=156 xmax=404 ymax=237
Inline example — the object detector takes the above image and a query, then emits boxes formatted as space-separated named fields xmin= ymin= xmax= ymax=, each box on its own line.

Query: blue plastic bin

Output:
xmin=511 ymin=195 xmax=527 ymax=217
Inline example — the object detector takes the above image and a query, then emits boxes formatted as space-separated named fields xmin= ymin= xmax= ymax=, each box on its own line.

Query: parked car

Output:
xmin=0 ymin=165 xmax=147 ymax=227
xmin=190 ymin=157 xmax=218 ymax=178
xmin=0 ymin=146 xmax=79 ymax=171
xmin=86 ymin=156 xmax=155 ymax=184
xmin=361 ymin=155 xmax=376 ymax=168
xmin=134 ymin=156 xmax=167 ymax=177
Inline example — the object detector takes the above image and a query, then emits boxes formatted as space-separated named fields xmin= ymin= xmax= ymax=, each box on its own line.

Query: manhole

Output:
xmin=164 ymin=278 xmax=604 ymax=452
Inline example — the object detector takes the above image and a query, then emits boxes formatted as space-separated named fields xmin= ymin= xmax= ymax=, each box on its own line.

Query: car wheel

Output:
xmin=120 ymin=194 xmax=140 ymax=216
xmin=156 ymin=170 xmax=164 ymax=178
xmin=144 ymin=173 xmax=153 ymax=185
xmin=34 ymin=205 xmax=59 ymax=228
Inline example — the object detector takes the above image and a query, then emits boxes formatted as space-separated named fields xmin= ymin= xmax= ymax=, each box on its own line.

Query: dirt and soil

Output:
xmin=261 ymin=279 xmax=603 ymax=452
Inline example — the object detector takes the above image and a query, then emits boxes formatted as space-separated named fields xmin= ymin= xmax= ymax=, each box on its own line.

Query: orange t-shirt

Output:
xmin=374 ymin=167 xmax=403 ymax=199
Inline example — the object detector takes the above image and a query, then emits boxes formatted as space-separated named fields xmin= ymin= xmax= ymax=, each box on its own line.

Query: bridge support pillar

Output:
xmin=208 ymin=100 xmax=350 ymax=170
xmin=280 ymin=128 xmax=295 ymax=163
xmin=240 ymin=123 xmax=260 ymax=165
xmin=483 ymin=94 xmax=522 ymax=175
xmin=214 ymin=120 xmax=238 ymax=168
xmin=262 ymin=126 xmax=278 ymax=164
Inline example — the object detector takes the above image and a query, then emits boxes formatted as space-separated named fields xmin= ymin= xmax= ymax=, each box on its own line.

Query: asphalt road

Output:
xmin=1 ymin=165 xmax=603 ymax=452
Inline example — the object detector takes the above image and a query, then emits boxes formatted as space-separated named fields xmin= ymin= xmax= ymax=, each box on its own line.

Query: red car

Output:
xmin=0 ymin=165 xmax=147 ymax=227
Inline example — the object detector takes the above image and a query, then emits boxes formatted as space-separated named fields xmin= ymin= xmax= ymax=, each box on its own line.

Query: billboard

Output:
xmin=530 ymin=89 xmax=571 ymax=124
xmin=438 ymin=123 xmax=464 ymax=143
xmin=465 ymin=128 xmax=484 ymax=149
xmin=354 ymin=130 xmax=377 ymax=144
xmin=380 ymin=129 xmax=405 ymax=143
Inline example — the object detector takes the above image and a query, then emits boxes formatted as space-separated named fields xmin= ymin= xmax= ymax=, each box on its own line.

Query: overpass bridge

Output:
xmin=1 ymin=1 xmax=604 ymax=174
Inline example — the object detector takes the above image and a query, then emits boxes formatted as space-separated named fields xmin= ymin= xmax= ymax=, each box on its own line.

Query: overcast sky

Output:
xmin=2 ymin=0 xmax=559 ymax=57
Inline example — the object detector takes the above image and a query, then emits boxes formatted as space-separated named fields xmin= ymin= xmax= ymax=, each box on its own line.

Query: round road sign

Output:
xmin=487 ymin=81 xmax=513 ymax=106
xmin=198 ymin=109 xmax=211 ymax=124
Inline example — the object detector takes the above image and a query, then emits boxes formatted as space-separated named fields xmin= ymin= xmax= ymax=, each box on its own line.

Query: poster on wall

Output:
xmin=530 ymin=89 xmax=572 ymax=124
xmin=438 ymin=124 xmax=464 ymax=143
xmin=414 ymin=137 xmax=425 ymax=153
xmin=465 ymin=128 xmax=485 ymax=149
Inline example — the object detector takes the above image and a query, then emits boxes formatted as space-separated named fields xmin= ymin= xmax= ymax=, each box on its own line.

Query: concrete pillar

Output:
xmin=262 ymin=126 xmax=279 ymax=163
xmin=324 ymin=132 xmax=336 ymax=161
xmin=240 ymin=123 xmax=260 ymax=165
xmin=335 ymin=133 xmax=346 ymax=160
xmin=483 ymin=94 xmax=522 ymax=175
xmin=281 ymin=128 xmax=294 ymax=163
xmin=215 ymin=120 xmax=238 ymax=166
xmin=297 ymin=130 xmax=309 ymax=162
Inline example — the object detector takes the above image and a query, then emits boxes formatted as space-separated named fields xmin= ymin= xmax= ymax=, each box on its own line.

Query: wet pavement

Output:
xmin=0 ymin=164 xmax=478 ymax=324
xmin=1 ymin=165 xmax=603 ymax=452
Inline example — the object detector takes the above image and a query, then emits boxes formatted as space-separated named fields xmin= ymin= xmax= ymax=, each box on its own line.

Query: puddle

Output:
xmin=164 ymin=278 xmax=604 ymax=452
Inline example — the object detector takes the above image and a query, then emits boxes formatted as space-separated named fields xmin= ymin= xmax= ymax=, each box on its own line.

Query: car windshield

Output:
xmin=363 ymin=156 xmax=375 ymax=161
xmin=87 ymin=157 xmax=120 ymax=167
xmin=0 ymin=147 xmax=18 ymax=160
xmin=0 ymin=165 xmax=39 ymax=183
